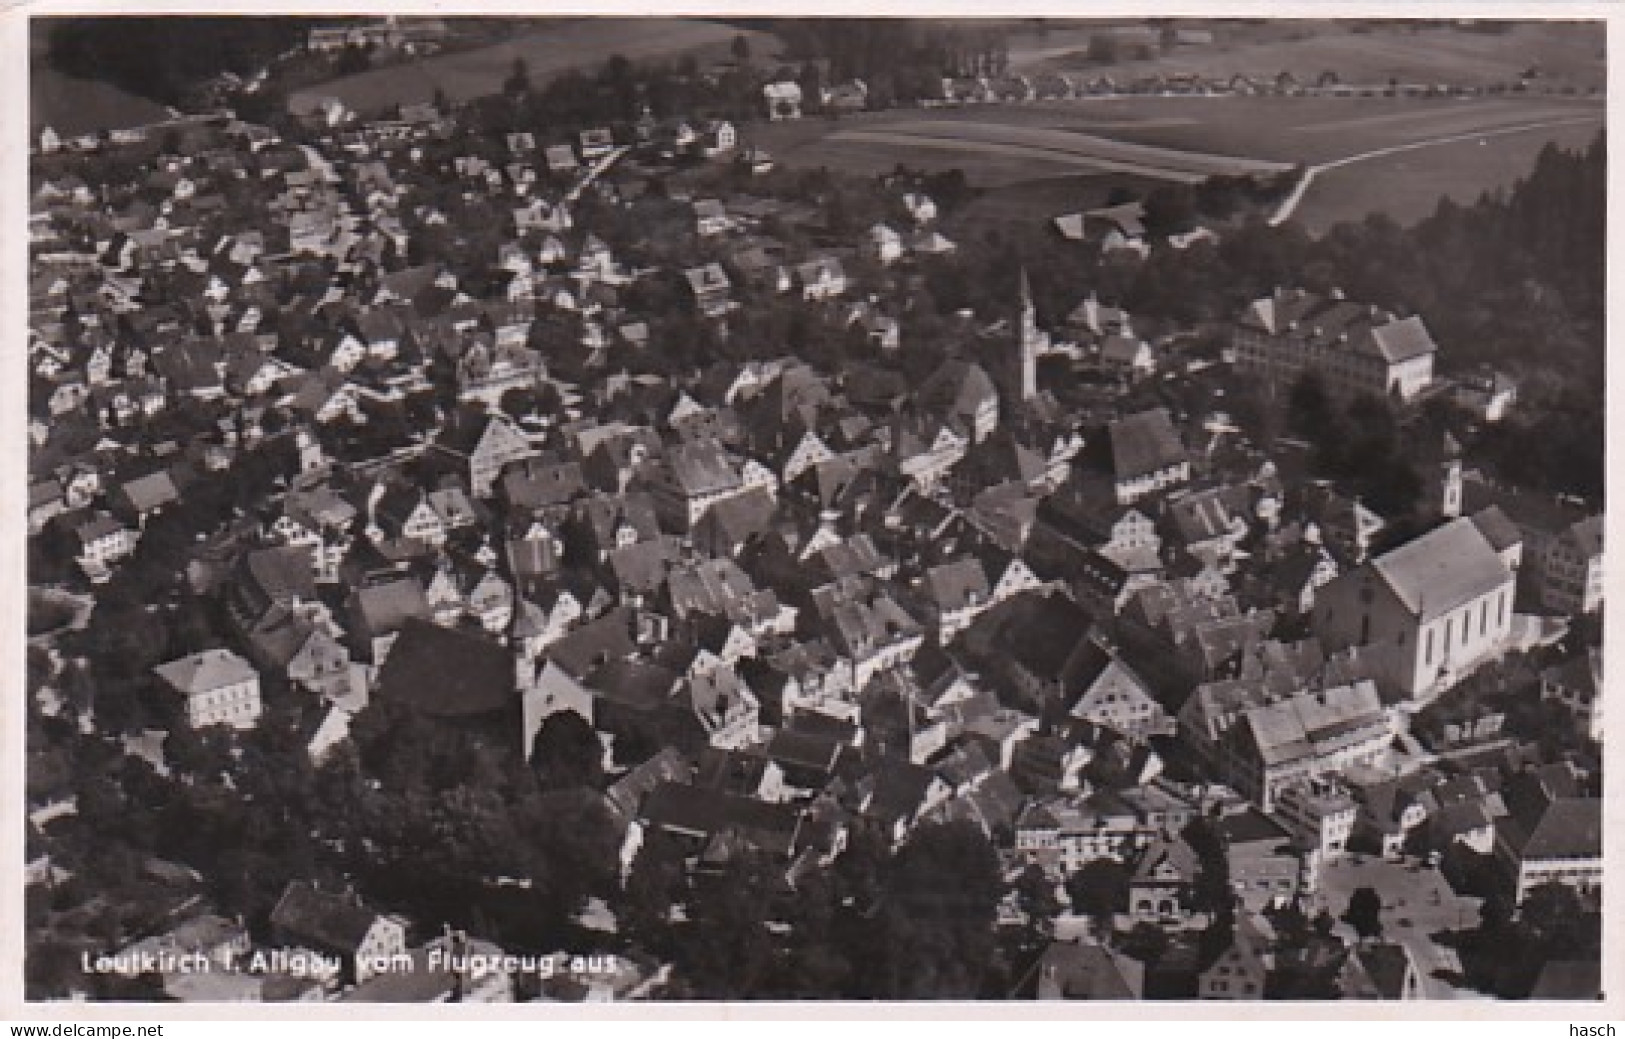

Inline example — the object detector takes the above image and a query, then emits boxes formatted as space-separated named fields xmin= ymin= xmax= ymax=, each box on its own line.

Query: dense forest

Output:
xmin=37 ymin=16 xmax=998 ymax=115
xmin=42 ymin=17 xmax=315 ymax=106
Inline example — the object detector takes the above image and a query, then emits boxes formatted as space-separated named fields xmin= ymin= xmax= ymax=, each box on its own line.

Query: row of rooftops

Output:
xmin=1238 ymin=287 xmax=1439 ymax=365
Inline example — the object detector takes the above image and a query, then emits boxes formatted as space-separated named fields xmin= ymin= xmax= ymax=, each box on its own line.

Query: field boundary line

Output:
xmin=1270 ymin=113 xmax=1601 ymax=225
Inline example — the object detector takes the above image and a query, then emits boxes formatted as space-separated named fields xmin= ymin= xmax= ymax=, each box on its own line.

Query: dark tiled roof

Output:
xmin=1505 ymin=797 xmax=1602 ymax=861
xmin=352 ymin=577 xmax=431 ymax=634
xmin=243 ymin=545 xmax=318 ymax=605
xmin=639 ymin=781 xmax=800 ymax=855
xmin=269 ymin=881 xmax=382 ymax=955
xmin=1003 ymin=595 xmax=1096 ymax=683
xmin=1109 ymin=408 xmax=1187 ymax=481
xmin=547 ymin=607 xmax=637 ymax=678
xmin=1036 ymin=942 xmax=1145 ymax=1000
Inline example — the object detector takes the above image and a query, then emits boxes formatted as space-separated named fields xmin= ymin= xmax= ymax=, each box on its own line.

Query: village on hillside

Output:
xmin=24 ymin=16 xmax=1604 ymax=1006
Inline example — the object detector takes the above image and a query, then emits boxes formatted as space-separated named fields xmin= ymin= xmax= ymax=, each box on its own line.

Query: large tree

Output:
xmin=1066 ymin=857 xmax=1131 ymax=928
xmin=1344 ymin=886 xmax=1384 ymax=939
xmin=529 ymin=710 xmax=606 ymax=791
xmin=865 ymin=821 xmax=1004 ymax=999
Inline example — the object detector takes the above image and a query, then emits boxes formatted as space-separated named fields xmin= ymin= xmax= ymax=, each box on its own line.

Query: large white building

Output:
xmin=154 ymin=648 xmax=263 ymax=730
xmin=1494 ymin=797 xmax=1602 ymax=905
xmin=1312 ymin=517 xmax=1516 ymax=699
xmin=1235 ymin=287 xmax=1437 ymax=402
xmin=1217 ymin=680 xmax=1391 ymax=812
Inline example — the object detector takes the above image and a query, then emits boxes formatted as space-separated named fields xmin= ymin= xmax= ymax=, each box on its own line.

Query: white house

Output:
xmin=154 ymin=648 xmax=263 ymax=730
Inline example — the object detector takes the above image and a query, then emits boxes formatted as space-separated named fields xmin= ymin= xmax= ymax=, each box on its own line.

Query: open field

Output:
xmin=31 ymin=65 xmax=171 ymax=137
xmin=754 ymin=101 xmax=1292 ymax=188
xmin=826 ymin=119 xmax=1292 ymax=183
xmin=949 ymin=173 xmax=1166 ymax=234
xmin=1010 ymin=21 xmax=1605 ymax=92
xmin=1051 ymin=96 xmax=1603 ymax=165
xmin=754 ymin=94 xmax=1604 ymax=231
xmin=288 ymin=18 xmax=779 ymax=117
xmin=1296 ymin=116 xmax=1603 ymax=232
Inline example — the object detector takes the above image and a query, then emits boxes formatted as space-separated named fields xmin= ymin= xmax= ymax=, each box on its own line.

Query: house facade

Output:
xmin=154 ymin=648 xmax=263 ymax=730
xmin=1234 ymin=287 xmax=1436 ymax=402
xmin=1538 ymin=516 xmax=1603 ymax=615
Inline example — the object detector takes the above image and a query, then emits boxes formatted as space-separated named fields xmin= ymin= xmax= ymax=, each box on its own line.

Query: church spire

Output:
xmin=1017 ymin=267 xmax=1038 ymax=403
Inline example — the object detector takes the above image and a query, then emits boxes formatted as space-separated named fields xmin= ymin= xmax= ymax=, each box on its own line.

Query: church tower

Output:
xmin=1421 ymin=430 xmax=1463 ymax=521
xmin=1017 ymin=268 xmax=1041 ymax=403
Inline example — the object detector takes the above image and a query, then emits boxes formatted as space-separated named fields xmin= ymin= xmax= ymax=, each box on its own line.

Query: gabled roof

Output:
xmin=547 ymin=606 xmax=637 ymax=678
xmin=1369 ymin=517 xmax=1512 ymax=622
xmin=1363 ymin=315 xmax=1436 ymax=364
xmin=766 ymin=728 xmax=844 ymax=775
xmin=434 ymin=410 xmax=528 ymax=462
xmin=117 ymin=470 xmax=180 ymax=512
xmin=269 ymin=881 xmax=385 ymax=955
xmin=1502 ymin=796 xmax=1602 ymax=861
xmin=695 ymin=487 xmax=777 ymax=549
xmin=684 ymin=262 xmax=731 ymax=296
xmin=1238 ymin=680 xmax=1385 ymax=768
xmin=351 ymin=576 xmax=431 ymax=635
xmin=918 ymin=359 xmax=997 ymax=424
xmin=924 ymin=557 xmax=990 ymax=613
xmin=605 ymin=747 xmax=692 ymax=821
xmin=639 ymin=781 xmax=800 ymax=856
xmin=1108 ymin=408 xmax=1187 ymax=481
xmin=241 ymin=545 xmax=318 ymax=605
xmin=502 ymin=455 xmax=587 ymax=509
xmin=864 ymin=756 xmax=938 ymax=825
xmin=1342 ymin=942 xmax=1417 ymax=1000
xmin=687 ymin=664 xmax=754 ymax=731
xmin=1036 ymin=942 xmax=1145 ymax=1000
xmin=813 ymin=534 xmax=888 ymax=583
xmin=1062 ymin=637 xmax=1155 ymax=714
xmin=1101 ymin=334 xmax=1150 ymax=365
xmin=667 ymin=558 xmax=766 ymax=620
xmin=667 ymin=438 xmax=741 ymax=497
xmin=1206 ymin=911 xmax=1274 ymax=978
xmin=154 ymin=648 xmax=257 ymax=695
xmin=608 ymin=536 xmax=681 ymax=595
xmin=1002 ymin=594 xmax=1096 ymax=682
xmin=1132 ymin=833 xmax=1200 ymax=883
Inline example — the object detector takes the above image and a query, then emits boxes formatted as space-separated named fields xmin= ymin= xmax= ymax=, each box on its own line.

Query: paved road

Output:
xmin=567 ymin=145 xmax=630 ymax=203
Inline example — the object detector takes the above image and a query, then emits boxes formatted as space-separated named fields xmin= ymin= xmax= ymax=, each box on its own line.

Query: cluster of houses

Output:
xmin=304 ymin=16 xmax=450 ymax=56
xmin=26 ymin=70 xmax=1603 ymax=1004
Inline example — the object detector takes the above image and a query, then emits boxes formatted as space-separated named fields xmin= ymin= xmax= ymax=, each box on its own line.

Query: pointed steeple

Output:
xmin=1016 ymin=267 xmax=1039 ymax=403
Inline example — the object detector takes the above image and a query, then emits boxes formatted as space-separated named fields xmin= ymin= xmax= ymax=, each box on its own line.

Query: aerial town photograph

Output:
xmin=19 ymin=12 xmax=1606 ymax=1007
